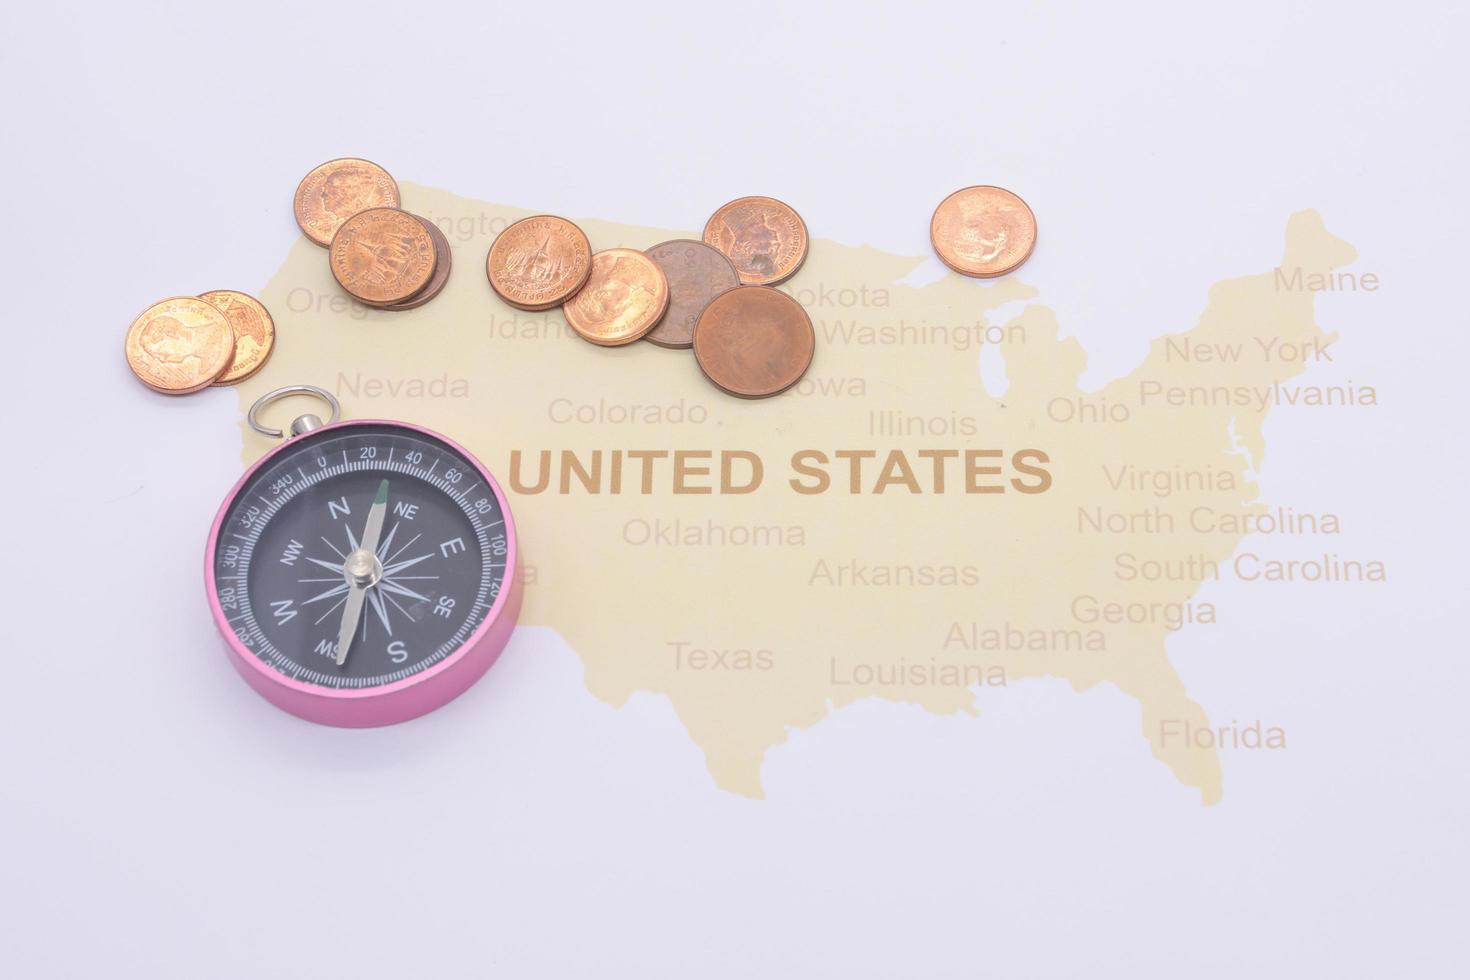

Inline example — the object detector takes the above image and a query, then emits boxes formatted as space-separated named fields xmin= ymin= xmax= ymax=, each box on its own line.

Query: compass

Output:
xmin=205 ymin=386 xmax=521 ymax=726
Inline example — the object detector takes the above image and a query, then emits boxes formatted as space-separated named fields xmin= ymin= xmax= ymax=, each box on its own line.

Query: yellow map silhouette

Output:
xmin=241 ymin=183 xmax=1358 ymax=804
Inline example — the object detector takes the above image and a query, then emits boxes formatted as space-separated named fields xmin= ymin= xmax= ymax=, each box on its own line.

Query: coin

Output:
xmin=693 ymin=286 xmax=815 ymax=398
xmin=125 ymin=296 xmax=235 ymax=395
xmin=929 ymin=185 xmax=1037 ymax=278
xmin=643 ymin=240 xmax=741 ymax=349
xmin=381 ymin=216 xmax=452 ymax=310
xmin=293 ymin=158 xmax=400 ymax=247
xmin=562 ymin=248 xmax=670 ymax=346
xmin=329 ymin=207 xmax=437 ymax=306
xmin=199 ymin=290 xmax=275 ymax=385
xmin=486 ymin=214 xmax=593 ymax=311
xmin=702 ymin=196 xmax=809 ymax=286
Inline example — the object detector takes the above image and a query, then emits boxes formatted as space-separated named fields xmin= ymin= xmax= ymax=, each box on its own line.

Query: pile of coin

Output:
xmin=126 ymin=161 xmax=1040 ymax=401
xmin=124 ymin=290 xmax=276 ymax=394
xmin=294 ymin=158 xmax=452 ymax=310
xmin=485 ymin=196 xmax=817 ymax=399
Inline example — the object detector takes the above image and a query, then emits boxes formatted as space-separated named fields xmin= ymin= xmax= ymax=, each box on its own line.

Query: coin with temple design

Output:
xmin=329 ymin=207 xmax=438 ymax=306
xmin=702 ymin=196 xmax=808 ymax=286
xmin=486 ymin=214 xmax=593 ymax=311
xmin=381 ymin=216 xmax=452 ymax=310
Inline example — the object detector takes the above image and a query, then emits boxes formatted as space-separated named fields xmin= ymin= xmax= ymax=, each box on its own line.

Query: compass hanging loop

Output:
xmin=247 ymin=385 xmax=342 ymax=439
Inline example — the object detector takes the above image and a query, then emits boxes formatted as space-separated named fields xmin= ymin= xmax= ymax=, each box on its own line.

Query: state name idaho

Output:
xmin=242 ymin=184 xmax=1365 ymax=804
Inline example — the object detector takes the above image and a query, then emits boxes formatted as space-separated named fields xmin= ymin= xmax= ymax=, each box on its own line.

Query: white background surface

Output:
xmin=3 ymin=3 xmax=1468 ymax=976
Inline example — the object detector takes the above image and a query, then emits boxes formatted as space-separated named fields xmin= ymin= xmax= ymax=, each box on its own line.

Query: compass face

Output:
xmin=210 ymin=422 xmax=511 ymax=690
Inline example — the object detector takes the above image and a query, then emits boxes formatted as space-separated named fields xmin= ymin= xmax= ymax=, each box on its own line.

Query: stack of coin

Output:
xmin=124 ymin=291 xmax=276 ymax=394
xmin=294 ymin=158 xmax=452 ymax=310
xmin=692 ymin=196 xmax=813 ymax=397
xmin=483 ymin=195 xmax=814 ymax=398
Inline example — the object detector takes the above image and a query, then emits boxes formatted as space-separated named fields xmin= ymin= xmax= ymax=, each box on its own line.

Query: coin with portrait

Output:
xmin=562 ymin=248 xmax=670 ymax=346
xmin=930 ymin=185 xmax=1037 ymax=278
xmin=125 ymin=296 xmax=235 ymax=394
xmin=693 ymin=286 xmax=814 ymax=398
xmin=294 ymin=158 xmax=401 ymax=247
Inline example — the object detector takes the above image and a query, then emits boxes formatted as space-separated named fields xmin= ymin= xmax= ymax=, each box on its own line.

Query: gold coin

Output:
xmin=562 ymin=248 xmax=670 ymax=346
xmin=293 ymin=158 xmax=400 ymax=247
xmin=702 ymin=196 xmax=809 ymax=286
xmin=125 ymin=296 xmax=234 ymax=395
xmin=200 ymin=290 xmax=275 ymax=386
xmin=929 ymin=185 xmax=1037 ymax=278
xmin=329 ymin=207 xmax=437 ymax=306
xmin=486 ymin=215 xmax=593 ymax=311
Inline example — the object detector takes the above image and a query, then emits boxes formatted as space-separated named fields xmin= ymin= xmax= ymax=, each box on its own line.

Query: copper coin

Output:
xmin=329 ymin=207 xmax=437 ymax=305
xmin=643 ymin=239 xmax=741 ymax=349
xmin=381 ymin=216 xmax=453 ymax=310
xmin=562 ymin=248 xmax=670 ymax=346
xmin=124 ymin=296 xmax=235 ymax=395
xmin=693 ymin=286 xmax=814 ymax=398
xmin=702 ymin=196 xmax=809 ymax=286
xmin=930 ymin=185 xmax=1037 ymax=278
xmin=486 ymin=215 xmax=593 ymax=311
xmin=199 ymin=290 xmax=275 ymax=385
xmin=293 ymin=158 xmax=400 ymax=247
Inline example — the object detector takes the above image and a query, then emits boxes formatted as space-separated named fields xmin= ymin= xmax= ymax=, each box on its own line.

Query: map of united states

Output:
xmin=243 ymin=184 xmax=1360 ymax=804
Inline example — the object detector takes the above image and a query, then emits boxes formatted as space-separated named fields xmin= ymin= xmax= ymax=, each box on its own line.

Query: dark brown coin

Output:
xmin=643 ymin=240 xmax=741 ymax=349
xmin=693 ymin=286 xmax=815 ymax=398
xmin=381 ymin=216 xmax=452 ymax=310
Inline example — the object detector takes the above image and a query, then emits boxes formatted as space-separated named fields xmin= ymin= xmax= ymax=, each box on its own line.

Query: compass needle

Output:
xmin=334 ymin=479 xmax=390 ymax=667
